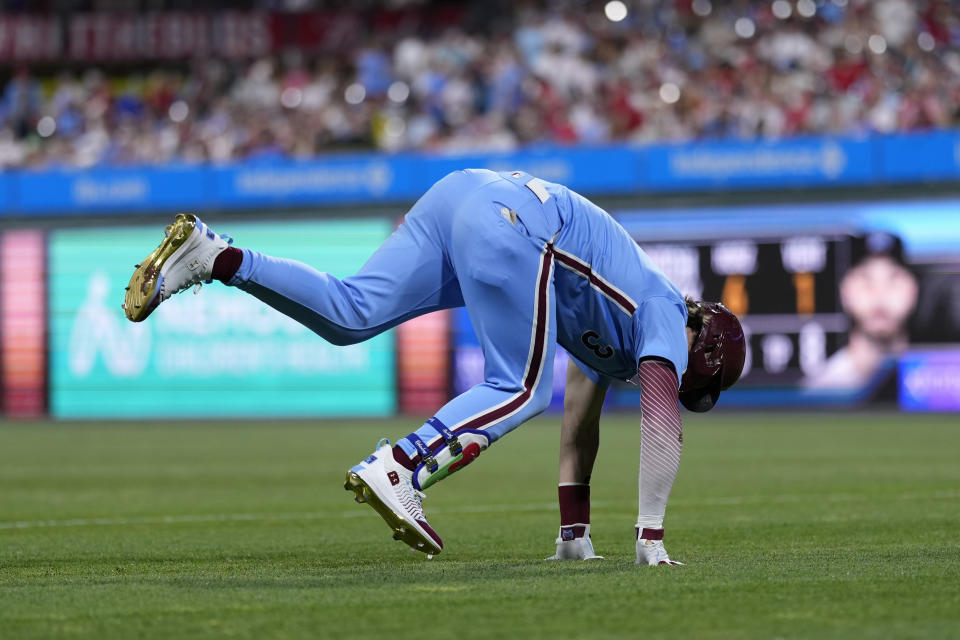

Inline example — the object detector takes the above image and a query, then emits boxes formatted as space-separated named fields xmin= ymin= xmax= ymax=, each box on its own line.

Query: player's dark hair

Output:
xmin=685 ymin=297 xmax=704 ymax=334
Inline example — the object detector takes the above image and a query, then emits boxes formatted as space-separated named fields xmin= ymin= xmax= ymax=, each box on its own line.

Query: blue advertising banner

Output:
xmin=0 ymin=173 xmax=11 ymax=214
xmin=644 ymin=136 xmax=877 ymax=190
xmin=2 ymin=131 xmax=958 ymax=216
xmin=48 ymin=219 xmax=396 ymax=418
xmin=16 ymin=166 xmax=211 ymax=214
xmin=878 ymin=131 xmax=960 ymax=182
xmin=468 ymin=145 xmax=643 ymax=194
xmin=212 ymin=146 xmax=643 ymax=209
xmin=213 ymin=157 xmax=403 ymax=208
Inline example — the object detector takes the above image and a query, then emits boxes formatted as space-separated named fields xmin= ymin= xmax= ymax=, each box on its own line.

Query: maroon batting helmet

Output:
xmin=678 ymin=301 xmax=746 ymax=412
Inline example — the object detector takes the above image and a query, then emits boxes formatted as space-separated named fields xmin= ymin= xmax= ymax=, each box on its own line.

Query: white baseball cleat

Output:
xmin=546 ymin=524 xmax=603 ymax=561
xmin=636 ymin=530 xmax=684 ymax=566
xmin=344 ymin=439 xmax=443 ymax=556
xmin=123 ymin=213 xmax=233 ymax=322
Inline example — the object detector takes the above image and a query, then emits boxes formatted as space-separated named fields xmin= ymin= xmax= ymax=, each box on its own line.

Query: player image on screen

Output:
xmin=122 ymin=169 xmax=745 ymax=565
xmin=804 ymin=232 xmax=918 ymax=391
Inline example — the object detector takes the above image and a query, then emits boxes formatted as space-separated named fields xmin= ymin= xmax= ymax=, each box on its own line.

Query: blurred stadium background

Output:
xmin=1 ymin=0 xmax=959 ymax=637
xmin=0 ymin=0 xmax=957 ymax=419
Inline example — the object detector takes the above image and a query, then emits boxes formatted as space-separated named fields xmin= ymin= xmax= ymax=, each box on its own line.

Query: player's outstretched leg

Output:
xmin=124 ymin=172 xmax=469 ymax=343
xmin=123 ymin=213 xmax=232 ymax=322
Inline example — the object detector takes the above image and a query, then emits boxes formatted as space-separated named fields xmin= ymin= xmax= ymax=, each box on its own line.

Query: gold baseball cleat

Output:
xmin=122 ymin=213 xmax=232 ymax=323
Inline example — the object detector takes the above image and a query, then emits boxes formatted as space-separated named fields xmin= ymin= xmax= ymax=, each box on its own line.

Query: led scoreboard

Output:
xmin=642 ymin=236 xmax=849 ymax=387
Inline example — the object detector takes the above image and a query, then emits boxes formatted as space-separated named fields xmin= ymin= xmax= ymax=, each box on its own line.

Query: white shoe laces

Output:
xmin=170 ymin=274 xmax=204 ymax=298
xmin=163 ymin=232 xmax=234 ymax=299
xmin=397 ymin=478 xmax=427 ymax=520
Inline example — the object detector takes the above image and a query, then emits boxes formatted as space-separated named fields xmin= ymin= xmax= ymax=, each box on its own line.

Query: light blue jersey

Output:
xmin=548 ymin=181 xmax=689 ymax=387
xmin=229 ymin=169 xmax=688 ymax=488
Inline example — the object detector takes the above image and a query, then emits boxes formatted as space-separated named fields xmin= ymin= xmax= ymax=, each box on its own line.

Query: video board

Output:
xmin=642 ymin=236 xmax=848 ymax=389
xmin=618 ymin=199 xmax=960 ymax=409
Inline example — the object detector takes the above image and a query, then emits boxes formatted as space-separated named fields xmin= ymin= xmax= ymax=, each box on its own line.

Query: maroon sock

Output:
xmin=559 ymin=483 xmax=590 ymax=538
xmin=636 ymin=528 xmax=664 ymax=541
xmin=212 ymin=247 xmax=243 ymax=283
xmin=392 ymin=445 xmax=417 ymax=472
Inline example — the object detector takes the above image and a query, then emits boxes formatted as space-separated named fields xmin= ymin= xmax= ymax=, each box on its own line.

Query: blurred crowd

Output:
xmin=1 ymin=0 xmax=959 ymax=169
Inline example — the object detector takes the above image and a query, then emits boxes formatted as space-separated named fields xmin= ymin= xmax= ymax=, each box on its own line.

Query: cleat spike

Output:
xmin=125 ymin=286 xmax=130 ymax=291
xmin=134 ymin=264 xmax=141 ymax=268
xmin=426 ymin=554 xmax=434 ymax=560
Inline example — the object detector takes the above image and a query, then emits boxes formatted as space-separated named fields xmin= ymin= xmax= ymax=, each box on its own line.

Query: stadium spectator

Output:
xmin=1 ymin=0 xmax=958 ymax=168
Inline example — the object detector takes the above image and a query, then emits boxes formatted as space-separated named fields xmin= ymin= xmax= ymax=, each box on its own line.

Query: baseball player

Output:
xmin=124 ymin=169 xmax=745 ymax=564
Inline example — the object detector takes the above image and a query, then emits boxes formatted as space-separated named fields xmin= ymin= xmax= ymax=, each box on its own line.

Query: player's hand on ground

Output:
xmin=636 ymin=538 xmax=684 ymax=566
xmin=546 ymin=527 xmax=603 ymax=561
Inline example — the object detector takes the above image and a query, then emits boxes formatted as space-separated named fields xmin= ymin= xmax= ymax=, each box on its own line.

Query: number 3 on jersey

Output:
xmin=581 ymin=330 xmax=613 ymax=359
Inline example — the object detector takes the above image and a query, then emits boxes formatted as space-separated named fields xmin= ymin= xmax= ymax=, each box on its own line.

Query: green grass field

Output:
xmin=1 ymin=413 xmax=958 ymax=639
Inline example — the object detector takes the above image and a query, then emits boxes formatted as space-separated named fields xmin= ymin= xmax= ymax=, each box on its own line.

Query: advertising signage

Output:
xmin=48 ymin=219 xmax=395 ymax=418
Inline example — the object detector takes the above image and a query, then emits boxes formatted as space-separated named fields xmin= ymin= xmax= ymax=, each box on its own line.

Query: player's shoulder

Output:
xmin=633 ymin=295 xmax=688 ymax=337
xmin=630 ymin=271 xmax=687 ymax=316
xmin=637 ymin=293 xmax=686 ymax=314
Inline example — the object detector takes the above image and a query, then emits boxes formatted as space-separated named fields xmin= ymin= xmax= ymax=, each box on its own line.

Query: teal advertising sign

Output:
xmin=49 ymin=219 xmax=396 ymax=418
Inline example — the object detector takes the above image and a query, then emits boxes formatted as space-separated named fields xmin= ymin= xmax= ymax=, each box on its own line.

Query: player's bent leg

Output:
xmin=347 ymin=335 xmax=556 ymax=555
xmin=347 ymin=199 xmax=558 ymax=554
xmin=394 ymin=238 xmax=558 ymax=491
